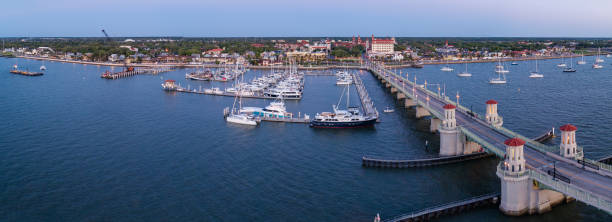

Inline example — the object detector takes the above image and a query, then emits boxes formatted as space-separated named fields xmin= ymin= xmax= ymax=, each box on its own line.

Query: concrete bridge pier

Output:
xmin=391 ymin=87 xmax=398 ymax=93
xmin=429 ymin=118 xmax=440 ymax=133
xmin=497 ymin=138 xmax=530 ymax=216
xmin=396 ymin=92 xmax=405 ymax=100
xmin=404 ymin=98 xmax=416 ymax=107
xmin=385 ymin=82 xmax=391 ymax=88
xmin=497 ymin=137 xmax=568 ymax=216
xmin=415 ymin=106 xmax=431 ymax=118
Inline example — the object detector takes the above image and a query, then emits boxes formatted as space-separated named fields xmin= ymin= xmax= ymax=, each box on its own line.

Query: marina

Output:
xmin=2 ymin=52 xmax=612 ymax=221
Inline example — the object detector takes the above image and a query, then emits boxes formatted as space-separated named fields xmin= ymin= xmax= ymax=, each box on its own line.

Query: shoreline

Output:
xmin=6 ymin=54 xmax=603 ymax=70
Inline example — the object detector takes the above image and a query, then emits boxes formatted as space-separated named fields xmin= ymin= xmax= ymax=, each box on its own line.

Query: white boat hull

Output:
xmin=226 ymin=114 xmax=258 ymax=126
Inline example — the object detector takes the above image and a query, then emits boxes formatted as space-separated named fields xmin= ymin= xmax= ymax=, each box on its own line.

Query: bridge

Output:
xmin=364 ymin=61 xmax=612 ymax=215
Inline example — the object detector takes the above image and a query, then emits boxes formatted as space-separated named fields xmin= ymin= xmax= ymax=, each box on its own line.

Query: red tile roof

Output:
xmin=504 ymin=138 xmax=525 ymax=146
xmin=443 ymin=104 xmax=456 ymax=109
xmin=560 ymin=124 xmax=577 ymax=131
xmin=486 ymin=99 xmax=498 ymax=105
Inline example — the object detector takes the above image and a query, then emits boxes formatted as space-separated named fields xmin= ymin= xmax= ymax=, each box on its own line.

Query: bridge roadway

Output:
xmin=368 ymin=63 xmax=612 ymax=213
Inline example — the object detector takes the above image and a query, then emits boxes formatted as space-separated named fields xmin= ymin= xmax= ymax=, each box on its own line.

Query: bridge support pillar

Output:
xmin=497 ymin=138 xmax=530 ymax=216
xmin=404 ymin=98 xmax=416 ymax=107
xmin=391 ymin=87 xmax=397 ymax=93
xmin=396 ymin=92 xmax=405 ymax=100
xmin=415 ymin=106 xmax=431 ymax=118
xmin=429 ymin=118 xmax=440 ymax=133
xmin=439 ymin=104 xmax=459 ymax=156
xmin=463 ymin=140 xmax=483 ymax=154
xmin=385 ymin=82 xmax=391 ymax=88
xmin=381 ymin=79 xmax=387 ymax=84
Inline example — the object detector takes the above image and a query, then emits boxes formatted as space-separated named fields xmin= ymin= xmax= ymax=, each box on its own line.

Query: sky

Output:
xmin=2 ymin=0 xmax=612 ymax=37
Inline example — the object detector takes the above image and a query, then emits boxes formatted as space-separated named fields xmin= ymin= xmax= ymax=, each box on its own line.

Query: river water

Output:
xmin=0 ymin=57 xmax=610 ymax=221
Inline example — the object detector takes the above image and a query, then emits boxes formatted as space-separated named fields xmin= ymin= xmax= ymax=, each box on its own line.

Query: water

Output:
xmin=0 ymin=57 xmax=610 ymax=221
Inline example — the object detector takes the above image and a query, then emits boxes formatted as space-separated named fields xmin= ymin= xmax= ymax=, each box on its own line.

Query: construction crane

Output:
xmin=101 ymin=28 xmax=111 ymax=42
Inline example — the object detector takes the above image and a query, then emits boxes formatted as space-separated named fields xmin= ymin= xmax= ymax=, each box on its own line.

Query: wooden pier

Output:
xmin=259 ymin=116 xmax=310 ymax=123
xmin=101 ymin=67 xmax=173 ymax=79
xmin=362 ymin=152 xmax=493 ymax=168
xmin=382 ymin=193 xmax=500 ymax=222
xmin=352 ymin=72 xmax=378 ymax=119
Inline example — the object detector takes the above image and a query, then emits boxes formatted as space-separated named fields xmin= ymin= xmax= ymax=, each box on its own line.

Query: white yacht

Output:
xmin=226 ymin=113 xmax=258 ymax=126
xmin=241 ymin=97 xmax=293 ymax=118
xmin=529 ymin=59 xmax=544 ymax=78
xmin=336 ymin=76 xmax=353 ymax=85
xmin=557 ymin=56 xmax=567 ymax=67
xmin=440 ymin=66 xmax=454 ymax=72
xmin=495 ymin=60 xmax=509 ymax=73
xmin=457 ymin=63 xmax=472 ymax=77
xmin=593 ymin=63 xmax=603 ymax=69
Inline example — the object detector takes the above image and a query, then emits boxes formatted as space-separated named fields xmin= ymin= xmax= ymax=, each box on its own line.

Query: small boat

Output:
xmin=489 ymin=67 xmax=507 ymax=84
xmin=563 ymin=68 xmax=576 ymax=72
xmin=457 ymin=63 xmax=471 ymax=77
xmin=556 ymin=63 xmax=567 ymax=67
xmin=494 ymin=60 xmax=509 ymax=73
xmin=374 ymin=213 xmax=381 ymax=222
xmin=563 ymin=57 xmax=576 ymax=72
xmin=529 ymin=59 xmax=544 ymax=78
xmin=383 ymin=107 xmax=394 ymax=113
xmin=511 ymin=62 xmax=518 ymax=65
xmin=440 ymin=66 xmax=454 ymax=72
xmin=226 ymin=113 xmax=258 ymax=126
xmin=593 ymin=63 xmax=603 ymax=69
xmin=607 ymin=54 xmax=611 ymax=58
xmin=161 ymin=79 xmax=178 ymax=91
xmin=577 ymin=53 xmax=586 ymax=65
xmin=529 ymin=72 xmax=544 ymax=78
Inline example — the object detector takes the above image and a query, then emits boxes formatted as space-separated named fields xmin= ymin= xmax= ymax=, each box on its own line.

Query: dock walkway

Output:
xmin=362 ymin=152 xmax=493 ymax=168
xmin=382 ymin=193 xmax=500 ymax=222
xmin=352 ymin=72 xmax=378 ymax=118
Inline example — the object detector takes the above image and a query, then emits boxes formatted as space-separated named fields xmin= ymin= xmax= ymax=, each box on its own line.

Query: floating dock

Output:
xmin=175 ymin=86 xmax=301 ymax=100
xmin=362 ymin=152 xmax=493 ymax=168
xmin=9 ymin=70 xmax=43 ymax=76
xmin=382 ymin=193 xmax=500 ymax=222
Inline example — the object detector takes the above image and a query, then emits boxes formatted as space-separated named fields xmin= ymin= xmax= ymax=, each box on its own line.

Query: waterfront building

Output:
xmin=369 ymin=35 xmax=395 ymax=54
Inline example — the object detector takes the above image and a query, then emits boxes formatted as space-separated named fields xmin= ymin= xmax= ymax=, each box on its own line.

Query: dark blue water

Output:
xmin=0 ymin=57 xmax=610 ymax=221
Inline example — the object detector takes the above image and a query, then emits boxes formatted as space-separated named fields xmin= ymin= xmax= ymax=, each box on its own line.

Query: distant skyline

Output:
xmin=2 ymin=0 xmax=612 ymax=37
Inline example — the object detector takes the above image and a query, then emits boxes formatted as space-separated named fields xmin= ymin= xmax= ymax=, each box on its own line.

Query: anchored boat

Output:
xmin=310 ymin=85 xmax=376 ymax=128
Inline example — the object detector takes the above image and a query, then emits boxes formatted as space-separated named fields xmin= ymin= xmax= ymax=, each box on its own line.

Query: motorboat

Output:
xmin=511 ymin=62 xmax=518 ymax=65
xmin=161 ymin=79 xmax=178 ymax=91
xmin=593 ymin=63 xmax=603 ymax=69
xmin=226 ymin=113 xmax=258 ymax=126
xmin=383 ymin=107 xmax=395 ymax=113
xmin=440 ymin=66 xmax=454 ymax=72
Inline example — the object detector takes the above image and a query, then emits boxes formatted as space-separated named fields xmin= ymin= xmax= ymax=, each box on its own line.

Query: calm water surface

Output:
xmin=0 ymin=57 xmax=610 ymax=221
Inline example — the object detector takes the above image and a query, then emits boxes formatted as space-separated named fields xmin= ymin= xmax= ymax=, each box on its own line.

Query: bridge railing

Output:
xmin=529 ymin=169 xmax=612 ymax=214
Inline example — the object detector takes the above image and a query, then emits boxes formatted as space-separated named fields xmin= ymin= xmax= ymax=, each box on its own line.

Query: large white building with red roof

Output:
xmin=370 ymin=35 xmax=395 ymax=54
